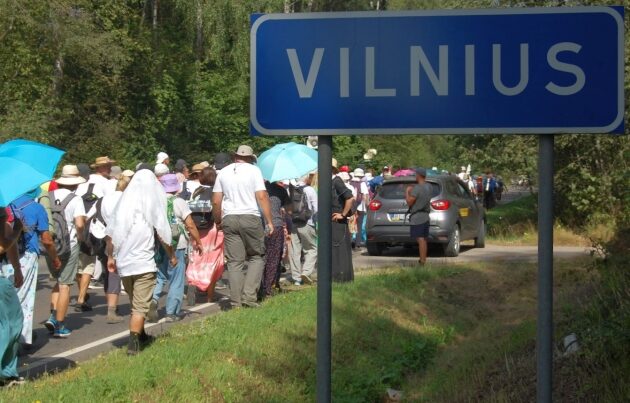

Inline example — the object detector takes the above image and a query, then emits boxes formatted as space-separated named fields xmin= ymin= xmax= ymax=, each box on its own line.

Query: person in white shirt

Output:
xmin=93 ymin=175 xmax=132 ymax=324
xmin=44 ymin=165 xmax=87 ymax=339
xmin=457 ymin=166 xmax=467 ymax=181
xmin=212 ymin=145 xmax=274 ymax=308
xmin=74 ymin=157 xmax=117 ymax=312
xmin=106 ymin=169 xmax=177 ymax=355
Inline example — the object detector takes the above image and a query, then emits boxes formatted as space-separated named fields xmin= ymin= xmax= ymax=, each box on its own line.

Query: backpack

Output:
xmin=188 ymin=186 xmax=213 ymax=230
xmin=49 ymin=190 xmax=76 ymax=257
xmin=179 ymin=181 xmax=192 ymax=201
xmin=350 ymin=181 xmax=364 ymax=211
xmin=82 ymin=183 xmax=99 ymax=214
xmin=79 ymin=198 xmax=107 ymax=258
xmin=167 ymin=196 xmax=186 ymax=247
xmin=289 ymin=184 xmax=312 ymax=224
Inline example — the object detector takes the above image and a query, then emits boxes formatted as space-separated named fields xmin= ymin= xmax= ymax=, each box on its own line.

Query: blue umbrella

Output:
xmin=0 ymin=139 xmax=65 ymax=206
xmin=257 ymin=142 xmax=318 ymax=183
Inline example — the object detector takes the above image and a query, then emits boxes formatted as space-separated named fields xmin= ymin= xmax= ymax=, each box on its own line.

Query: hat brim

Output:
xmin=56 ymin=177 xmax=87 ymax=186
xmin=91 ymin=160 xmax=116 ymax=168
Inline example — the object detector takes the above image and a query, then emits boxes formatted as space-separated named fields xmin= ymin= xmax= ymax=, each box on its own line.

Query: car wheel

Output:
xmin=366 ymin=242 xmax=384 ymax=256
xmin=474 ymin=219 xmax=486 ymax=248
xmin=444 ymin=225 xmax=461 ymax=257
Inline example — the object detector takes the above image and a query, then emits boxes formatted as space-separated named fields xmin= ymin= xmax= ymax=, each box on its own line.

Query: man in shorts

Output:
xmin=406 ymin=168 xmax=432 ymax=265
xmin=44 ymin=165 xmax=87 ymax=338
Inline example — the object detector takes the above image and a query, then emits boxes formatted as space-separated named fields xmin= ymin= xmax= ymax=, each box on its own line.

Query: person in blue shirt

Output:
xmin=2 ymin=188 xmax=60 ymax=347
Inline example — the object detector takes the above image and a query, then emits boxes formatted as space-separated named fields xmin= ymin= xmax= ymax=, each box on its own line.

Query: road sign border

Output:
xmin=250 ymin=7 xmax=624 ymax=136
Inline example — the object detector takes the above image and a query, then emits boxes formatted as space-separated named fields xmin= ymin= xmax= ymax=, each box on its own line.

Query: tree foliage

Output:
xmin=0 ymin=0 xmax=628 ymax=231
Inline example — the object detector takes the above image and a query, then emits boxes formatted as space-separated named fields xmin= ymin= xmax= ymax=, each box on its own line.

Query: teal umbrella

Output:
xmin=257 ymin=142 xmax=318 ymax=183
xmin=0 ymin=139 xmax=65 ymax=206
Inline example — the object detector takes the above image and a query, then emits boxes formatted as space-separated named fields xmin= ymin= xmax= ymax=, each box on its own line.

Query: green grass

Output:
xmin=5 ymin=258 xmax=622 ymax=402
xmin=1 ymin=266 xmax=460 ymax=402
xmin=486 ymin=194 xmax=586 ymax=246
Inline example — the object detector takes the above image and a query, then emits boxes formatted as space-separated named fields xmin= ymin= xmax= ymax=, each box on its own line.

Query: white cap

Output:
xmin=352 ymin=168 xmax=365 ymax=177
xmin=154 ymin=163 xmax=169 ymax=177
xmin=339 ymin=171 xmax=350 ymax=182
xmin=156 ymin=151 xmax=169 ymax=164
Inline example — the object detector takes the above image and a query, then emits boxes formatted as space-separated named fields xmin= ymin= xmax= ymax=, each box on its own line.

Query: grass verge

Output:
xmin=4 ymin=257 xmax=623 ymax=402
xmin=2 ymin=266 xmax=458 ymax=402
xmin=487 ymin=194 xmax=587 ymax=246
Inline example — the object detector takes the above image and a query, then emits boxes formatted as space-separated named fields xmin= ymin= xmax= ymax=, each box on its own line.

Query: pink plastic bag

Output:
xmin=186 ymin=226 xmax=224 ymax=292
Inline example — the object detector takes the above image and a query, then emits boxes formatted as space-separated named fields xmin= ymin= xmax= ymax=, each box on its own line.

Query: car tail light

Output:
xmin=431 ymin=200 xmax=450 ymax=210
xmin=369 ymin=200 xmax=382 ymax=211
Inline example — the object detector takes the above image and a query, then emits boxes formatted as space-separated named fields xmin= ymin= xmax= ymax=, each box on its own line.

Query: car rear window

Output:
xmin=378 ymin=182 xmax=440 ymax=199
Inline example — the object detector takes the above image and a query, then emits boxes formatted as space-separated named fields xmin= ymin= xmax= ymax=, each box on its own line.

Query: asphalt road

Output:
xmin=18 ymin=188 xmax=580 ymax=379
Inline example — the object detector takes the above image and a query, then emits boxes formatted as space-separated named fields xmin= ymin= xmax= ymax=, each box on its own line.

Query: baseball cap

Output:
xmin=213 ymin=153 xmax=232 ymax=170
xmin=415 ymin=167 xmax=427 ymax=177
xmin=156 ymin=151 xmax=169 ymax=164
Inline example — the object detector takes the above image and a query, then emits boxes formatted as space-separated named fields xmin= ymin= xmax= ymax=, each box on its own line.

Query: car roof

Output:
xmin=382 ymin=174 xmax=451 ymax=184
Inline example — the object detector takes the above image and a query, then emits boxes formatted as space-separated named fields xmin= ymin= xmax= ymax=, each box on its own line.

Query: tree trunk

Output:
xmin=195 ymin=0 xmax=203 ymax=59
xmin=284 ymin=0 xmax=293 ymax=14
xmin=152 ymin=0 xmax=159 ymax=44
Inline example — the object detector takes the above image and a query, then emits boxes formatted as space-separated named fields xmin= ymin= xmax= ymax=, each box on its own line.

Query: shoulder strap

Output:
xmin=87 ymin=183 xmax=95 ymax=195
xmin=93 ymin=197 xmax=106 ymax=224
xmin=59 ymin=192 xmax=76 ymax=209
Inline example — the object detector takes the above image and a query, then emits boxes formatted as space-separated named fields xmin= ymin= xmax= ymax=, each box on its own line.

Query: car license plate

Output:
xmin=388 ymin=213 xmax=407 ymax=222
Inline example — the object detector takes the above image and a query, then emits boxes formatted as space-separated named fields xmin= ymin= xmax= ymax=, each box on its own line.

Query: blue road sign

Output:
xmin=250 ymin=8 xmax=624 ymax=135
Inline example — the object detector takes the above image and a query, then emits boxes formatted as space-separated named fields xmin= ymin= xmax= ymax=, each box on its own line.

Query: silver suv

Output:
xmin=366 ymin=174 xmax=486 ymax=257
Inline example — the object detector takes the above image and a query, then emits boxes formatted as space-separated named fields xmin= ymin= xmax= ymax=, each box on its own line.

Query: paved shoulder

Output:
xmin=353 ymin=244 xmax=591 ymax=269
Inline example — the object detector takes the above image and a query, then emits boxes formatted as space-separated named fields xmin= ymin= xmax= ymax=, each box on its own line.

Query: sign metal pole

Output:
xmin=316 ymin=135 xmax=333 ymax=403
xmin=537 ymin=133 xmax=554 ymax=403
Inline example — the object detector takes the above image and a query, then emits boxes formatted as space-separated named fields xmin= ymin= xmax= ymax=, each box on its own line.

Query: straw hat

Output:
xmin=121 ymin=169 xmax=134 ymax=177
xmin=90 ymin=156 xmax=116 ymax=168
xmin=191 ymin=163 xmax=205 ymax=174
xmin=56 ymin=165 xmax=87 ymax=186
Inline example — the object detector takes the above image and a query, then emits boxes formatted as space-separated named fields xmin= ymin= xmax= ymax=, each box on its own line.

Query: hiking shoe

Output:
xmin=293 ymin=280 xmax=303 ymax=286
xmin=74 ymin=302 xmax=92 ymax=312
xmin=44 ymin=315 xmax=58 ymax=334
xmin=106 ymin=313 xmax=124 ymax=324
xmin=147 ymin=300 xmax=159 ymax=323
xmin=0 ymin=376 xmax=25 ymax=387
xmin=187 ymin=286 xmax=197 ymax=307
xmin=127 ymin=333 xmax=141 ymax=356
xmin=53 ymin=325 xmax=72 ymax=338
xmin=301 ymin=274 xmax=313 ymax=285
xmin=139 ymin=332 xmax=155 ymax=346
xmin=241 ymin=300 xmax=261 ymax=309
xmin=164 ymin=314 xmax=182 ymax=323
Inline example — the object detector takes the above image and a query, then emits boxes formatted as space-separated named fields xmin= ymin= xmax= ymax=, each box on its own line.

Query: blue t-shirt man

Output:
xmin=10 ymin=195 xmax=49 ymax=254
